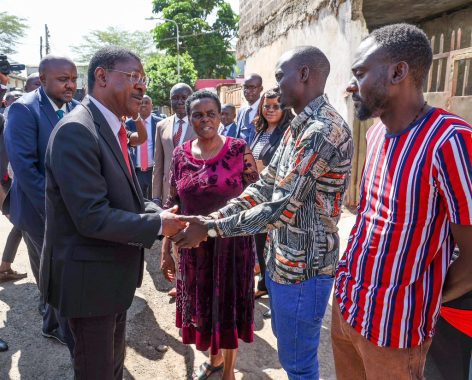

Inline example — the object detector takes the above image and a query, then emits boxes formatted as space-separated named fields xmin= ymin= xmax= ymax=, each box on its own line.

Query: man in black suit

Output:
xmin=4 ymin=56 xmax=78 ymax=351
xmin=40 ymin=46 xmax=185 ymax=379
xmin=126 ymin=95 xmax=161 ymax=198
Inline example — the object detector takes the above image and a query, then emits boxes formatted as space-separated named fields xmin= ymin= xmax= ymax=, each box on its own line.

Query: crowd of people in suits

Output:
xmin=0 ymin=21 xmax=471 ymax=380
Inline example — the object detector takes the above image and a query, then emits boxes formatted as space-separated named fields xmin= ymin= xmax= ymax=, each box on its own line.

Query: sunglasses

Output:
xmin=263 ymin=104 xmax=282 ymax=111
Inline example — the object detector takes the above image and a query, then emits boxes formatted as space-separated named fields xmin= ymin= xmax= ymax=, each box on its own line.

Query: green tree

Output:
xmin=72 ymin=27 xmax=156 ymax=62
xmin=152 ymin=0 xmax=238 ymax=79
xmin=145 ymin=52 xmax=198 ymax=107
xmin=0 ymin=12 xmax=28 ymax=55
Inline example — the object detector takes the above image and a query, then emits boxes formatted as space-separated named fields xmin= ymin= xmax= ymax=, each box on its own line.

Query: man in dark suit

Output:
xmin=40 ymin=46 xmax=184 ymax=379
xmin=126 ymin=95 xmax=162 ymax=199
xmin=218 ymin=103 xmax=238 ymax=137
xmin=235 ymin=73 xmax=263 ymax=145
xmin=4 ymin=56 xmax=78 ymax=350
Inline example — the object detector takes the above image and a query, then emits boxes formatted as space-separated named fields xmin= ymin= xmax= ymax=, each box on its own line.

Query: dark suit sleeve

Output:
xmin=125 ymin=119 xmax=137 ymax=132
xmin=4 ymin=101 xmax=46 ymax=220
xmin=48 ymin=122 xmax=161 ymax=248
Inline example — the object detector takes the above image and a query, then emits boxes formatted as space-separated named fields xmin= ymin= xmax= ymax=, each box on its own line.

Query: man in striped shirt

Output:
xmin=333 ymin=23 xmax=472 ymax=379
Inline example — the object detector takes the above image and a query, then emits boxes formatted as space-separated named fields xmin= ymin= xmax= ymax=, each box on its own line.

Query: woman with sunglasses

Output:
xmin=250 ymin=88 xmax=294 ymax=308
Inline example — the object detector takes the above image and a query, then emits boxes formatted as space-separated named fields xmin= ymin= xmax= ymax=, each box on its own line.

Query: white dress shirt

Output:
xmin=88 ymin=95 xmax=122 ymax=146
xmin=136 ymin=115 xmax=154 ymax=168
xmin=46 ymin=95 xmax=68 ymax=114
xmin=172 ymin=115 xmax=189 ymax=146
xmin=246 ymin=97 xmax=261 ymax=124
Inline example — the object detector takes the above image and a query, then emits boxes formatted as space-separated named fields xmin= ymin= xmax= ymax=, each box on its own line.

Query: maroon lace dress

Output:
xmin=165 ymin=137 xmax=258 ymax=354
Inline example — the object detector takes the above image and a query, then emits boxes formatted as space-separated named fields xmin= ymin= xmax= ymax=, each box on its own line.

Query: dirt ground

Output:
xmin=0 ymin=209 xmax=438 ymax=380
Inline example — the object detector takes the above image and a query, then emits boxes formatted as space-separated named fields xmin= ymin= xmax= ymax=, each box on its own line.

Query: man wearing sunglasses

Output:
xmin=40 ymin=46 xmax=185 ymax=379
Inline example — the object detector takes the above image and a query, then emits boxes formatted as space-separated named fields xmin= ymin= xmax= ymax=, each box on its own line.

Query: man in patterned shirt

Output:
xmin=173 ymin=46 xmax=353 ymax=379
xmin=333 ymin=23 xmax=472 ymax=379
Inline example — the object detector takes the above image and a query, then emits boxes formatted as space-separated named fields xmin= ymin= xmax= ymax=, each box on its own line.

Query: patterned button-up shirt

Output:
xmin=212 ymin=95 xmax=353 ymax=284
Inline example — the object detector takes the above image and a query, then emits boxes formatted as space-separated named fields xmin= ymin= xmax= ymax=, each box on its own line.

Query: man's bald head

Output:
xmin=38 ymin=55 xmax=77 ymax=108
xmin=245 ymin=73 xmax=262 ymax=87
xmin=283 ymin=46 xmax=330 ymax=87
xmin=25 ymin=72 xmax=41 ymax=92
xmin=170 ymin=83 xmax=193 ymax=118
xmin=275 ymin=46 xmax=331 ymax=114
xmin=243 ymin=73 xmax=263 ymax=105
xmin=38 ymin=55 xmax=76 ymax=75
xmin=140 ymin=94 xmax=153 ymax=119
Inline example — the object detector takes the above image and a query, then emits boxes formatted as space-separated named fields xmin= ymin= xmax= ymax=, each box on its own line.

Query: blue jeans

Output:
xmin=266 ymin=274 xmax=334 ymax=380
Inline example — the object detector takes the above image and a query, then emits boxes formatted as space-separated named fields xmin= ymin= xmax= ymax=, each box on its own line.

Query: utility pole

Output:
xmin=45 ymin=24 xmax=50 ymax=55
xmin=40 ymin=36 xmax=43 ymax=59
xmin=145 ymin=17 xmax=180 ymax=80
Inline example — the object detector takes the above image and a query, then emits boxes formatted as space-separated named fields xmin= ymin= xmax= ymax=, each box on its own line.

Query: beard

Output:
xmin=354 ymin=71 xmax=389 ymax=120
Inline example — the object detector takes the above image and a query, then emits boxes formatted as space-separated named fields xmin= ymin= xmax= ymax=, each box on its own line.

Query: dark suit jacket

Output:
xmin=250 ymin=123 xmax=288 ymax=166
xmin=220 ymin=122 xmax=238 ymax=138
xmin=3 ymin=87 xmax=78 ymax=237
xmin=236 ymin=105 xmax=257 ymax=145
xmin=40 ymin=97 xmax=162 ymax=318
xmin=125 ymin=113 xmax=161 ymax=168
xmin=0 ymin=113 xmax=7 ymax=180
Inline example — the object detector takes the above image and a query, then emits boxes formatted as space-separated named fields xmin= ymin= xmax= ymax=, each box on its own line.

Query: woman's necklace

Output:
xmin=195 ymin=139 xmax=223 ymax=166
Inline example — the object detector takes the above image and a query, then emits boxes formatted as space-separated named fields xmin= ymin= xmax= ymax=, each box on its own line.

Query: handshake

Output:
xmin=160 ymin=206 xmax=214 ymax=248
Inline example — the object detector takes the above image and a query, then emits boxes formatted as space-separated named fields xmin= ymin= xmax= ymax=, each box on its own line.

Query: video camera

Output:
xmin=0 ymin=55 xmax=25 ymax=75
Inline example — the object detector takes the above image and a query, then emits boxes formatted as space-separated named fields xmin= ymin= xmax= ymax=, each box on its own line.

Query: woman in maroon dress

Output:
xmin=161 ymin=90 xmax=258 ymax=380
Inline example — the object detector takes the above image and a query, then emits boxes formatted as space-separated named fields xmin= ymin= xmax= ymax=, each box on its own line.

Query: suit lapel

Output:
xmin=151 ymin=116 xmax=157 ymax=153
xmin=163 ymin=116 xmax=175 ymax=150
xmin=38 ymin=88 xmax=59 ymax=130
xmin=182 ymin=118 xmax=195 ymax=143
xmin=83 ymin=99 xmax=143 ymax=208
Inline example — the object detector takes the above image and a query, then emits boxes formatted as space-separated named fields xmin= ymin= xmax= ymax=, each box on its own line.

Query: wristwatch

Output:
xmin=207 ymin=221 xmax=219 ymax=238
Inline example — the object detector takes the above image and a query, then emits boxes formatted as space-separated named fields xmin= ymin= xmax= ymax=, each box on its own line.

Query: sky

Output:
xmin=1 ymin=0 xmax=240 ymax=66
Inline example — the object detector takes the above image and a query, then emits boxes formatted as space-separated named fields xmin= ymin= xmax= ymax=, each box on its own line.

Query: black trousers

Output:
xmin=135 ymin=168 xmax=152 ymax=199
xmin=1 ymin=225 xmax=22 ymax=263
xmin=255 ymin=233 xmax=267 ymax=291
xmin=69 ymin=311 xmax=127 ymax=380
xmin=428 ymin=316 xmax=472 ymax=380
xmin=23 ymin=231 xmax=74 ymax=355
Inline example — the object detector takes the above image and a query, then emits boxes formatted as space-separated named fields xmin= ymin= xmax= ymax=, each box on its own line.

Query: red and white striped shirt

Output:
xmin=335 ymin=108 xmax=472 ymax=348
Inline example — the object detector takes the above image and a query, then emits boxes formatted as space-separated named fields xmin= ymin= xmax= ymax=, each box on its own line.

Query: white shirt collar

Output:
xmin=174 ymin=115 xmax=188 ymax=125
xmin=46 ymin=94 xmax=67 ymax=113
xmin=88 ymin=95 xmax=122 ymax=144
xmin=248 ymin=97 xmax=261 ymax=112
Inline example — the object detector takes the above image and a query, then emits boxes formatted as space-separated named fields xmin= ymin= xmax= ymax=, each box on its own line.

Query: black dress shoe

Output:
xmin=42 ymin=329 xmax=67 ymax=345
xmin=263 ymin=309 xmax=272 ymax=319
xmin=0 ymin=338 xmax=8 ymax=352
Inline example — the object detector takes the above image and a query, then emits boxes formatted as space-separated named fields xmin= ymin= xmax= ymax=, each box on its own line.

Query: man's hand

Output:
xmin=160 ymin=238 xmax=176 ymax=282
xmin=160 ymin=205 xmax=186 ymax=237
xmin=171 ymin=220 xmax=209 ymax=248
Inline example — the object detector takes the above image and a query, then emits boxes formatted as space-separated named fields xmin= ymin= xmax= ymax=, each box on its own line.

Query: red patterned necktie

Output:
xmin=118 ymin=124 xmax=132 ymax=176
xmin=173 ymin=119 xmax=184 ymax=147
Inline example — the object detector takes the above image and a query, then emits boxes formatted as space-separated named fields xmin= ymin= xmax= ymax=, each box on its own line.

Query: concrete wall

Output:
xmin=237 ymin=0 xmax=368 ymax=123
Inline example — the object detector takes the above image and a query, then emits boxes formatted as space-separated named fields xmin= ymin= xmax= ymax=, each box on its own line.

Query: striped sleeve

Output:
xmin=434 ymin=129 xmax=472 ymax=225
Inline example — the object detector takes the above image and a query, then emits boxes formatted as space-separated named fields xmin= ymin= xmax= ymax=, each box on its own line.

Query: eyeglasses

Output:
xmin=106 ymin=69 xmax=149 ymax=86
xmin=263 ymin=104 xmax=282 ymax=111
xmin=243 ymin=85 xmax=261 ymax=91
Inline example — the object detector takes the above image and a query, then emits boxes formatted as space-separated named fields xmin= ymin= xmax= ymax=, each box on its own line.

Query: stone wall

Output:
xmin=238 ymin=0 xmax=367 ymax=122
